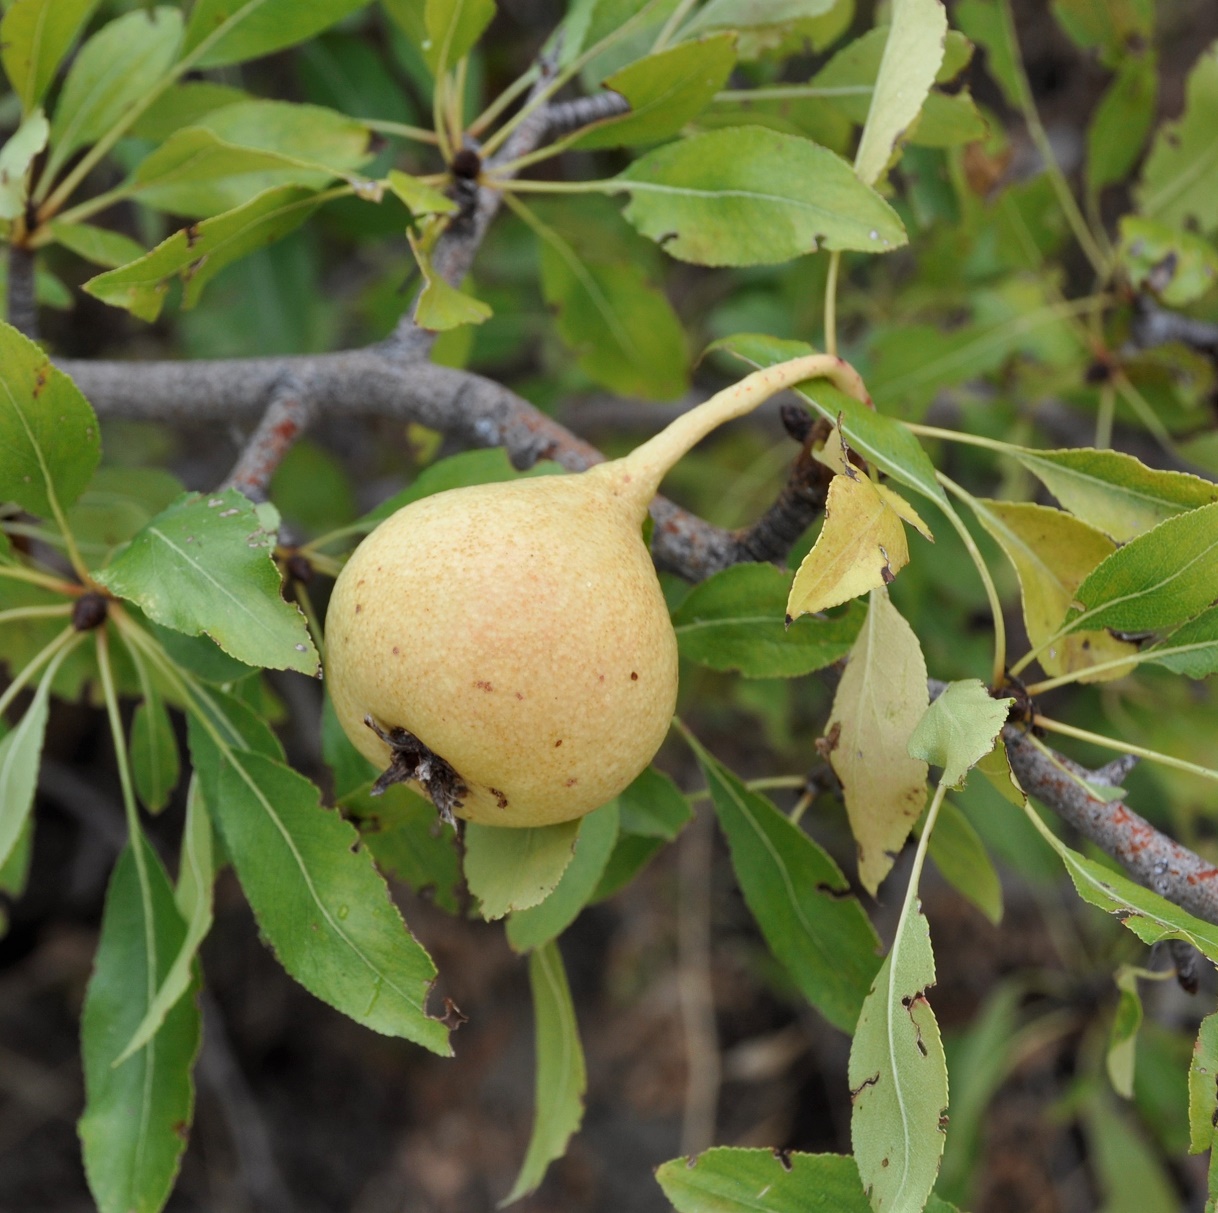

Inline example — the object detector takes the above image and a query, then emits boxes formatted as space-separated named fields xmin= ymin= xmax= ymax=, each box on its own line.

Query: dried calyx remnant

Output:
xmin=364 ymin=715 xmax=469 ymax=826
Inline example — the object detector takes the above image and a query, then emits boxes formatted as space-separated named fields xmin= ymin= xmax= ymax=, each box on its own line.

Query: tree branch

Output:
xmin=1129 ymin=297 xmax=1218 ymax=358
xmin=6 ymin=245 xmax=38 ymax=340
xmin=1003 ymin=725 xmax=1218 ymax=926
xmin=221 ymin=376 xmax=312 ymax=500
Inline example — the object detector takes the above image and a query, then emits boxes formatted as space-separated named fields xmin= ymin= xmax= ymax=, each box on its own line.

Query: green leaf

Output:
xmin=66 ymin=466 xmax=186 ymax=552
xmin=0 ymin=0 xmax=102 ymax=112
xmin=507 ymin=802 xmax=619 ymax=952
xmin=129 ymin=81 xmax=252 ymax=142
xmin=954 ymin=0 xmax=1022 ymax=109
xmin=49 ymin=222 xmax=146 ymax=270
xmin=83 ymin=185 xmax=325 ymax=321
xmin=1138 ymin=43 xmax=1218 ymax=233
xmin=1107 ymin=965 xmax=1143 ymax=1099
xmin=711 ymin=333 xmax=948 ymax=507
xmin=672 ymin=562 xmax=864 ymax=677
xmin=1188 ymin=1012 xmax=1218 ymax=1154
xmin=827 ymin=588 xmax=929 ymax=895
xmin=852 ymin=0 xmax=946 ymax=185
xmin=1051 ymin=0 xmax=1151 ymax=65
xmin=0 ymin=648 xmax=59 ymax=869
xmin=1064 ymin=502 xmax=1218 ymax=636
xmin=45 ymin=8 xmax=183 ymax=182
xmin=0 ymin=108 xmax=48 ymax=220
xmin=1087 ymin=53 xmax=1157 ymax=197
xmin=967 ymin=498 xmax=1137 ymax=680
xmin=93 ymin=489 xmax=320 ymax=676
xmin=129 ymin=100 xmax=372 ymax=217
xmin=130 ymin=688 xmax=180 ymax=814
xmin=78 ymin=836 xmax=200 ymax=1213
xmin=591 ymin=833 xmax=664 ymax=901
xmin=688 ymin=734 xmax=882 ymax=1033
xmin=576 ymin=35 xmax=736 ymax=149
xmin=1029 ymin=811 xmax=1218 ymax=964
xmin=848 ymin=904 xmax=948 ymax=1213
xmin=386 ymin=169 xmax=458 ymax=217
xmin=615 ymin=127 xmax=906 ymax=265
xmin=925 ymin=797 xmax=1003 ymax=925
xmin=908 ymin=679 xmax=1012 ymax=790
xmin=1117 ymin=215 xmax=1218 ymax=309
xmin=0 ymin=815 xmax=34 ymax=905
xmin=681 ymin=0 xmax=836 ymax=38
xmin=656 ymin=1147 xmax=872 ymax=1212
xmin=409 ymin=228 xmax=493 ymax=330
xmin=464 ymin=818 xmax=581 ymax=920
xmin=341 ymin=781 xmax=463 ymax=915
xmin=0 ymin=320 xmax=101 ymax=518
xmin=1012 ymin=444 xmax=1218 ymax=543
xmin=188 ymin=719 xmax=450 ymax=1053
xmin=534 ymin=215 xmax=688 ymax=400
xmin=424 ymin=0 xmax=495 ymax=75
xmin=1143 ymin=606 xmax=1218 ymax=679
xmin=114 ymin=777 xmax=215 ymax=1065
xmin=183 ymin=0 xmax=374 ymax=68
xmin=617 ymin=765 xmax=691 ymax=839
xmin=503 ymin=941 xmax=586 ymax=1204
xmin=1088 ymin=1091 xmax=1179 ymax=1213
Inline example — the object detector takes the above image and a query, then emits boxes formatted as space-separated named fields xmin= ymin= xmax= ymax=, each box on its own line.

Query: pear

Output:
xmin=325 ymin=354 xmax=868 ymax=827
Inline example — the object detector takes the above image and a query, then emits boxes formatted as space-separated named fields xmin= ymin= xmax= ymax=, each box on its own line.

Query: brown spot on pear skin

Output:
xmin=630 ymin=671 xmax=638 ymax=680
xmin=392 ymin=646 xmax=400 ymax=655
xmin=355 ymin=603 xmax=362 ymax=613
xmin=555 ymin=739 xmax=563 ymax=747
xmin=474 ymin=680 xmax=494 ymax=692
xmin=565 ymin=778 xmax=578 ymax=787
xmin=489 ymin=787 xmax=509 ymax=809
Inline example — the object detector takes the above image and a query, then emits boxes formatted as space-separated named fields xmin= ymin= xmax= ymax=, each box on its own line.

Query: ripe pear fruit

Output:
xmin=326 ymin=354 xmax=867 ymax=827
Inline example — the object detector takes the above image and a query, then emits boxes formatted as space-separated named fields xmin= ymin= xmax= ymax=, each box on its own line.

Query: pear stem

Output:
xmin=597 ymin=355 xmax=871 ymax=513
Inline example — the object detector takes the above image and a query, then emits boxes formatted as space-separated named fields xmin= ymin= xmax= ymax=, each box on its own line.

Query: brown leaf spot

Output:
xmin=772 ymin=1148 xmax=792 ymax=1172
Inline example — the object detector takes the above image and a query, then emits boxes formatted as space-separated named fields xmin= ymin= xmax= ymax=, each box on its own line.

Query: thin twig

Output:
xmin=221 ymin=377 xmax=313 ymax=501
xmin=1003 ymin=725 xmax=1218 ymax=926
xmin=6 ymin=245 xmax=38 ymax=340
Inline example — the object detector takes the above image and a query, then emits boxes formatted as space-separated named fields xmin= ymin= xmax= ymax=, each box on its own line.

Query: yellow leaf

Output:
xmin=875 ymin=482 xmax=934 ymax=541
xmin=826 ymin=589 xmax=929 ymax=894
xmin=786 ymin=471 xmax=910 ymax=620
xmin=970 ymin=499 xmax=1137 ymax=680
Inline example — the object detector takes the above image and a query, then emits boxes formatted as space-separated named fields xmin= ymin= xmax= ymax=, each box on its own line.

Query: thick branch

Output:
xmin=1004 ymin=725 xmax=1218 ymax=925
xmin=1129 ymin=298 xmax=1218 ymax=357
xmin=58 ymin=349 xmax=819 ymax=580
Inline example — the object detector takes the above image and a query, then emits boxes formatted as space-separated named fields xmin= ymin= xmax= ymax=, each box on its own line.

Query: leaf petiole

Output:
xmin=1032 ymin=714 xmax=1218 ymax=786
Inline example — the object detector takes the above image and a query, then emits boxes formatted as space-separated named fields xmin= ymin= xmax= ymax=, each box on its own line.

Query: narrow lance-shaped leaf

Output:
xmin=671 ymin=562 xmax=865 ymax=678
xmin=130 ymin=685 xmax=181 ymax=814
xmin=688 ymin=733 xmax=882 ymax=1033
xmin=182 ymin=0 xmax=373 ymax=68
xmin=115 ymin=777 xmax=215 ymax=1065
xmin=186 ymin=718 xmax=450 ymax=1054
xmin=0 ymin=0 xmax=102 ymax=112
xmin=827 ymin=588 xmax=929 ymax=895
xmin=1107 ymin=965 xmax=1143 ymax=1099
xmin=1143 ymin=606 xmax=1218 ymax=680
xmin=1012 ymin=445 xmax=1218 ymax=543
xmin=924 ymin=798 xmax=1003 ymax=925
xmin=1064 ymin=502 xmax=1218 ymax=636
xmin=0 ymin=320 xmax=101 ymax=519
xmin=503 ymin=941 xmax=586 ymax=1204
xmin=464 ymin=818 xmax=581 ymax=920
xmin=83 ymin=185 xmax=326 ymax=322
xmin=0 ymin=638 xmax=75 ymax=869
xmin=79 ymin=834 xmax=200 ymax=1213
xmin=614 ymin=128 xmax=906 ymax=266
xmin=45 ymin=8 xmax=183 ymax=182
xmin=657 ymin=1148 xmax=873 ymax=1213
xmin=0 ymin=108 xmax=49 ymax=220
xmin=848 ymin=902 xmax=948 ymax=1213
xmin=93 ymin=490 xmax=319 ymax=676
xmin=853 ymin=0 xmax=947 ymax=185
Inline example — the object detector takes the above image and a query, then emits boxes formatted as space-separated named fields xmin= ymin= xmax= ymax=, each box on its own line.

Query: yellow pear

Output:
xmin=325 ymin=354 xmax=868 ymax=827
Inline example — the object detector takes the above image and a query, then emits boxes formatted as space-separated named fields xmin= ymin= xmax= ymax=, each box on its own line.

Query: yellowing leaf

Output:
xmin=407 ymin=228 xmax=492 ymax=331
xmin=968 ymin=498 xmax=1138 ymax=681
xmin=876 ymin=481 xmax=934 ymax=541
xmin=827 ymin=589 xmax=929 ymax=894
xmin=787 ymin=470 xmax=910 ymax=620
